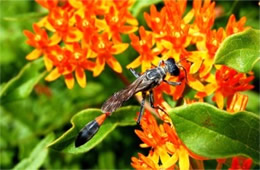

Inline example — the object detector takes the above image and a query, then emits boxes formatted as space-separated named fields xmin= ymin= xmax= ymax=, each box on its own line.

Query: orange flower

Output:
xmin=144 ymin=5 xmax=167 ymax=39
xmin=213 ymin=66 xmax=254 ymax=109
xmin=127 ymin=26 xmax=161 ymax=72
xmin=193 ymin=0 xmax=215 ymax=33
xmin=132 ymin=112 xmax=203 ymax=170
xmin=226 ymin=93 xmax=248 ymax=113
xmin=105 ymin=6 xmax=138 ymax=43
xmin=23 ymin=24 xmax=59 ymax=70
xmin=45 ymin=43 xmax=95 ymax=89
xmin=47 ymin=7 xmax=82 ymax=42
xmin=226 ymin=14 xmax=249 ymax=36
xmin=24 ymin=24 xmax=50 ymax=50
xmin=229 ymin=157 xmax=253 ymax=170
xmin=67 ymin=43 xmax=96 ymax=88
xmin=90 ymin=32 xmax=128 ymax=76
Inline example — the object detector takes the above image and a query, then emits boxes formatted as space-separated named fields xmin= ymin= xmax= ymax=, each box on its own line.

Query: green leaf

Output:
xmin=131 ymin=0 xmax=163 ymax=17
xmin=169 ymin=103 xmax=260 ymax=164
xmin=0 ymin=59 xmax=45 ymax=103
xmin=215 ymin=28 xmax=260 ymax=73
xmin=13 ymin=133 xmax=55 ymax=170
xmin=48 ymin=106 xmax=139 ymax=154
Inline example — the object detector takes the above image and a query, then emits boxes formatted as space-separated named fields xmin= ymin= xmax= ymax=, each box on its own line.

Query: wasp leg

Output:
xmin=129 ymin=68 xmax=140 ymax=78
xmin=163 ymin=80 xmax=181 ymax=86
xmin=158 ymin=60 xmax=164 ymax=67
xmin=149 ymin=90 xmax=167 ymax=115
xmin=137 ymin=92 xmax=146 ymax=124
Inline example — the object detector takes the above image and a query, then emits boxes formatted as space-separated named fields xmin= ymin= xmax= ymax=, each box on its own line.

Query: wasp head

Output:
xmin=165 ymin=58 xmax=180 ymax=76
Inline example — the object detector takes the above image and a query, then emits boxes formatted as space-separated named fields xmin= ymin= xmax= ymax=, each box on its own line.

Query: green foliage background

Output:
xmin=0 ymin=0 xmax=259 ymax=169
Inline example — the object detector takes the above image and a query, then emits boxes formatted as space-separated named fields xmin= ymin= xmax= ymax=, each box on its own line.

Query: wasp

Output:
xmin=75 ymin=58 xmax=185 ymax=147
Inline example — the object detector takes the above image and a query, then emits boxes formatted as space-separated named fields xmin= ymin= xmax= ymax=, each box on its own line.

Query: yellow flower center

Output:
xmin=175 ymin=32 xmax=181 ymax=38
xmin=140 ymin=40 xmax=146 ymax=45
xmin=56 ymin=19 xmax=63 ymax=26
xmin=34 ymin=35 xmax=41 ymax=41
xmin=155 ymin=17 xmax=160 ymax=23
xmin=82 ymin=20 xmax=89 ymax=27
xmin=212 ymin=39 xmax=217 ymax=46
xmin=57 ymin=54 xmax=63 ymax=61
xmin=112 ymin=16 xmax=119 ymax=23
xmin=98 ymin=41 xmax=105 ymax=49
xmin=74 ymin=52 xmax=81 ymax=59
xmin=202 ymin=16 xmax=208 ymax=22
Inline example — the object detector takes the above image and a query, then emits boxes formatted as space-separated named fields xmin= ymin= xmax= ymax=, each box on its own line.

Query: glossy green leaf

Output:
xmin=169 ymin=103 xmax=260 ymax=164
xmin=0 ymin=59 xmax=45 ymax=103
xmin=13 ymin=133 xmax=55 ymax=170
xmin=215 ymin=28 xmax=260 ymax=73
xmin=48 ymin=106 xmax=139 ymax=154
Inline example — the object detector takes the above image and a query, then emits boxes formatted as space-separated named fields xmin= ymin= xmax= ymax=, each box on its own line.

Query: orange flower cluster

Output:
xmin=129 ymin=0 xmax=254 ymax=169
xmin=24 ymin=0 xmax=138 ymax=89
xmin=125 ymin=0 xmax=253 ymax=111
xmin=131 ymin=111 xmax=205 ymax=169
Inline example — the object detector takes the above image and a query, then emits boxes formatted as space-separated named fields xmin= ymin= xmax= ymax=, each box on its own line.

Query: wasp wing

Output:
xmin=101 ymin=76 xmax=144 ymax=113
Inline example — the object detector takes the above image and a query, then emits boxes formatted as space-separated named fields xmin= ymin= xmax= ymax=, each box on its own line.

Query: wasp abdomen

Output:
xmin=75 ymin=120 xmax=100 ymax=147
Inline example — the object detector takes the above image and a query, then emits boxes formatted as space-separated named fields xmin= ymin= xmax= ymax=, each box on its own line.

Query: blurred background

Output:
xmin=0 ymin=0 xmax=259 ymax=169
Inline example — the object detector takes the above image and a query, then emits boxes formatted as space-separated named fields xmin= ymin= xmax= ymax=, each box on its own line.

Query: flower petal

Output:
xmin=93 ymin=56 xmax=105 ymax=77
xmin=112 ymin=43 xmax=129 ymax=55
xmin=178 ymin=146 xmax=190 ymax=170
xmin=163 ymin=153 xmax=178 ymax=169
xmin=126 ymin=56 xmax=141 ymax=69
xmin=183 ymin=9 xmax=194 ymax=24
xmin=106 ymin=56 xmax=122 ymax=73
xmin=45 ymin=68 xmax=61 ymax=81
xmin=44 ymin=55 xmax=53 ymax=71
xmin=214 ymin=91 xmax=224 ymax=109
xmin=49 ymin=32 xmax=62 ymax=45
xmin=26 ymin=49 xmax=42 ymax=60
xmin=75 ymin=67 xmax=86 ymax=88
xmin=65 ymin=73 xmax=75 ymax=89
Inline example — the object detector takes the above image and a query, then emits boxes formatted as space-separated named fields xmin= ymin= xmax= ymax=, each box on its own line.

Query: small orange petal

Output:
xmin=65 ymin=73 xmax=74 ymax=89
xmin=95 ymin=18 xmax=107 ymax=31
xmin=141 ymin=61 xmax=151 ymax=72
xmin=121 ymin=26 xmax=138 ymax=34
xmin=190 ymin=59 xmax=202 ymax=74
xmin=183 ymin=9 xmax=194 ymax=24
xmin=199 ymin=57 xmax=214 ymax=77
xmin=75 ymin=67 xmax=86 ymax=88
xmin=45 ymin=68 xmax=61 ymax=81
xmin=112 ymin=43 xmax=129 ymax=55
xmin=178 ymin=146 xmax=190 ymax=170
xmin=163 ymin=153 xmax=178 ymax=169
xmin=106 ymin=56 xmax=122 ymax=73
xmin=65 ymin=28 xmax=82 ymax=43
xmin=26 ymin=49 xmax=42 ymax=60
xmin=157 ymin=147 xmax=170 ymax=165
xmin=126 ymin=56 xmax=141 ymax=69
xmin=49 ymin=33 xmax=61 ymax=45
xmin=126 ymin=17 xmax=138 ymax=26
xmin=93 ymin=56 xmax=105 ymax=77
xmin=44 ymin=55 xmax=53 ymax=71
xmin=188 ymin=76 xmax=205 ymax=92
xmin=214 ymin=91 xmax=224 ymax=109
xmin=68 ymin=0 xmax=82 ymax=8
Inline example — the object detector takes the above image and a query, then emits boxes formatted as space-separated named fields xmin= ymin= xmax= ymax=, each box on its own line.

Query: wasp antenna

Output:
xmin=75 ymin=113 xmax=107 ymax=147
xmin=177 ymin=64 xmax=188 ymax=83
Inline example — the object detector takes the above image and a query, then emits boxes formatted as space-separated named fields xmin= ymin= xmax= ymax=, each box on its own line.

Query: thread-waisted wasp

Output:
xmin=75 ymin=58 xmax=185 ymax=147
